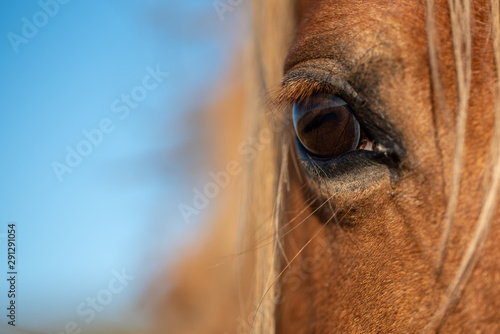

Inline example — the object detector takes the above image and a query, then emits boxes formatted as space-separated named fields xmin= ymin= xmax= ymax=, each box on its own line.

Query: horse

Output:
xmin=162 ymin=0 xmax=500 ymax=332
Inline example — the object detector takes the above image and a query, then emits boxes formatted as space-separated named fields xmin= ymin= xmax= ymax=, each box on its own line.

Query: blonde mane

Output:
xmin=427 ymin=0 xmax=500 ymax=330
xmin=237 ymin=2 xmax=296 ymax=332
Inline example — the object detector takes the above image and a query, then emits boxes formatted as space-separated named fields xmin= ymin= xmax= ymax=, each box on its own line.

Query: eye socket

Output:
xmin=293 ymin=94 xmax=372 ymax=158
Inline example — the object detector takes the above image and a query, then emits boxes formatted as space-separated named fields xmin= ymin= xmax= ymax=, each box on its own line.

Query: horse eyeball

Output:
xmin=293 ymin=94 xmax=368 ymax=158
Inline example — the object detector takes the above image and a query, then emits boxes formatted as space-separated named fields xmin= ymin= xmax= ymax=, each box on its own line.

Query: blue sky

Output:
xmin=0 ymin=0 xmax=244 ymax=332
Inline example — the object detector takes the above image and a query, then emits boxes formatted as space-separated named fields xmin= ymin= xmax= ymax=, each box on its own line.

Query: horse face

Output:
xmin=279 ymin=0 xmax=499 ymax=332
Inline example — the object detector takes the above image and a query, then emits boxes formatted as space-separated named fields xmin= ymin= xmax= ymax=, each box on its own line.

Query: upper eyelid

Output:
xmin=272 ymin=61 xmax=359 ymax=111
xmin=275 ymin=51 xmax=399 ymax=109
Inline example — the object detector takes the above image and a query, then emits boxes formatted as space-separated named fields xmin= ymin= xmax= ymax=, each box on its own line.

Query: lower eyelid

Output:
xmin=295 ymin=138 xmax=393 ymax=196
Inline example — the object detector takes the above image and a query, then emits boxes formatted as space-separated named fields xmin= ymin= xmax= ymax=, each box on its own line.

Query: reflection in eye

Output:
xmin=293 ymin=94 xmax=373 ymax=158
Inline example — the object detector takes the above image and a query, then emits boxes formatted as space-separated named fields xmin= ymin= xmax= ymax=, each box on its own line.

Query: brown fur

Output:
xmin=277 ymin=0 xmax=499 ymax=332
xmin=164 ymin=0 xmax=500 ymax=333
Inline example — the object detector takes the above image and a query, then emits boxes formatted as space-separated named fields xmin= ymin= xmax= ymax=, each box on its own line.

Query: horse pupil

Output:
xmin=293 ymin=95 xmax=361 ymax=158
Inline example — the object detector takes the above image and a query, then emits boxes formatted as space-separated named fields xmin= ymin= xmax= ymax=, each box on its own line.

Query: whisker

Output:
xmin=249 ymin=211 xmax=335 ymax=332
xmin=210 ymin=193 xmax=321 ymax=269
xmin=250 ymin=205 xmax=354 ymax=333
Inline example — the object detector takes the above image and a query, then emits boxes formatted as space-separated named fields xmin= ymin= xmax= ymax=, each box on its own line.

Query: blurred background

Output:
xmin=0 ymin=0 xmax=247 ymax=332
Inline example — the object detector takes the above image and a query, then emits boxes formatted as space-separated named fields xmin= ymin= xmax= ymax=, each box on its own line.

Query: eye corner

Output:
xmin=374 ymin=140 xmax=407 ymax=166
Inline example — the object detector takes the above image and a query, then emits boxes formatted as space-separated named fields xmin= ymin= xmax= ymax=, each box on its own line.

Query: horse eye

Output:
xmin=293 ymin=94 xmax=371 ymax=158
